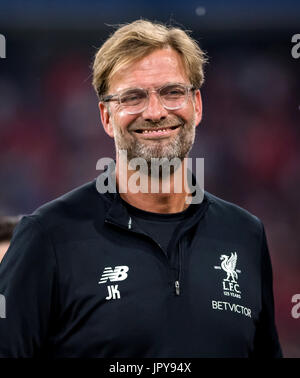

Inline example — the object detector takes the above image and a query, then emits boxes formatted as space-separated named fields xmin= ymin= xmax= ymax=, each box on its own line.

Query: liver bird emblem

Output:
xmin=220 ymin=252 xmax=238 ymax=282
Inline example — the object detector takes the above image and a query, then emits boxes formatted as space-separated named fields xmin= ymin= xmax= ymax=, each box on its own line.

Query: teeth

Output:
xmin=142 ymin=128 xmax=169 ymax=134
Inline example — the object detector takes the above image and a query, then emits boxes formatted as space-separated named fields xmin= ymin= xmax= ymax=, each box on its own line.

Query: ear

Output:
xmin=193 ymin=90 xmax=203 ymax=127
xmin=98 ymin=102 xmax=114 ymax=138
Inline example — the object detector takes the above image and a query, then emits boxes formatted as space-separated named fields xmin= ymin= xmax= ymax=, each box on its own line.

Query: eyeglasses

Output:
xmin=101 ymin=83 xmax=196 ymax=115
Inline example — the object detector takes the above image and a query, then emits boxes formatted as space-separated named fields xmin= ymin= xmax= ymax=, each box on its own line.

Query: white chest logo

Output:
xmin=98 ymin=266 xmax=129 ymax=300
xmin=214 ymin=252 xmax=242 ymax=299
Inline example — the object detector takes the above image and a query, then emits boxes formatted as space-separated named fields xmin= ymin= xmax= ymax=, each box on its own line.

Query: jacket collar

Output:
xmin=97 ymin=160 xmax=212 ymax=233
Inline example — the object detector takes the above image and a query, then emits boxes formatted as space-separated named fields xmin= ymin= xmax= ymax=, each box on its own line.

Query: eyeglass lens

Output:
xmin=119 ymin=84 xmax=188 ymax=113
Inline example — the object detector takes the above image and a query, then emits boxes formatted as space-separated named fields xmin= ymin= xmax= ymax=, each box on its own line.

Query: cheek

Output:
xmin=114 ymin=111 xmax=138 ymax=132
xmin=116 ymin=108 xmax=129 ymax=119
xmin=181 ymin=102 xmax=197 ymax=122
xmin=174 ymin=108 xmax=193 ymax=124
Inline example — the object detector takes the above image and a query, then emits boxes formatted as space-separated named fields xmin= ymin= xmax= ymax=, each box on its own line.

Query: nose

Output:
xmin=141 ymin=90 xmax=168 ymax=122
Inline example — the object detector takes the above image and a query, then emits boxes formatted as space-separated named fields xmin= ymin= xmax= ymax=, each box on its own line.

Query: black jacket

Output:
xmin=0 ymin=178 xmax=282 ymax=358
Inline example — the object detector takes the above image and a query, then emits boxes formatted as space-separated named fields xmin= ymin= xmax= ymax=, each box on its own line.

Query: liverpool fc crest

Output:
xmin=214 ymin=252 xmax=242 ymax=299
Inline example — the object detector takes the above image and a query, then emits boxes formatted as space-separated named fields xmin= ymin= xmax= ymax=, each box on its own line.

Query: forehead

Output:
xmin=108 ymin=48 xmax=189 ymax=93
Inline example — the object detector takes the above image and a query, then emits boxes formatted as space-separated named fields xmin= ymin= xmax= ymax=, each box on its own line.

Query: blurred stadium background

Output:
xmin=0 ymin=0 xmax=299 ymax=357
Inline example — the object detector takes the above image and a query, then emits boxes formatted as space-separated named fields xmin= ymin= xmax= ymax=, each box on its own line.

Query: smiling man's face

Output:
xmin=99 ymin=48 xmax=202 ymax=165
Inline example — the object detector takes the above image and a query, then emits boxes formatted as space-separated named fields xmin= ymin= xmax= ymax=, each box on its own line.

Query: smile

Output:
xmin=133 ymin=125 xmax=181 ymax=138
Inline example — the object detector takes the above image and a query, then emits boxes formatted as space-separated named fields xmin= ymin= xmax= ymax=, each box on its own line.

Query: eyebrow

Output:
xmin=115 ymin=82 xmax=189 ymax=93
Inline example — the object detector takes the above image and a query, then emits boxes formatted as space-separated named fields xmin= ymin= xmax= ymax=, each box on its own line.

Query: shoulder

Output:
xmin=204 ymin=191 xmax=263 ymax=238
xmin=33 ymin=180 xmax=101 ymax=217
xmin=1 ymin=180 xmax=112 ymax=268
xmin=26 ymin=179 xmax=111 ymax=242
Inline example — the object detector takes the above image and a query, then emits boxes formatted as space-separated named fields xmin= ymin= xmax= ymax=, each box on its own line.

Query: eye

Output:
xmin=161 ymin=85 xmax=186 ymax=98
xmin=120 ymin=90 xmax=146 ymax=105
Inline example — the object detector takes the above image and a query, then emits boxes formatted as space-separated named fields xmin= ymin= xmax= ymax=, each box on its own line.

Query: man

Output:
xmin=0 ymin=216 xmax=20 ymax=263
xmin=0 ymin=20 xmax=282 ymax=357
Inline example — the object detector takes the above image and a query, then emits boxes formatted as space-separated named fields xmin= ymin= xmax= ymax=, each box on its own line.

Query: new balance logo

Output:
xmin=98 ymin=266 xmax=129 ymax=284
xmin=98 ymin=266 xmax=129 ymax=300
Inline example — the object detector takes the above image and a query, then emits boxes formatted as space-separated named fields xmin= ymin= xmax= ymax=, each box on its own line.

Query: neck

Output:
xmin=115 ymin=154 xmax=191 ymax=214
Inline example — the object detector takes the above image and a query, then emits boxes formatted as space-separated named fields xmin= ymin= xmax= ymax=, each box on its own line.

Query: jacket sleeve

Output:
xmin=251 ymin=223 xmax=283 ymax=358
xmin=0 ymin=215 xmax=57 ymax=358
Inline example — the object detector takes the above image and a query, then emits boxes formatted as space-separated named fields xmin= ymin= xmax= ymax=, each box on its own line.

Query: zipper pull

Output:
xmin=175 ymin=280 xmax=180 ymax=296
xmin=128 ymin=217 xmax=132 ymax=229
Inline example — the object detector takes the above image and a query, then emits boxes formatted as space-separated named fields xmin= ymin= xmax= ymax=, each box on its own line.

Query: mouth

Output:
xmin=132 ymin=125 xmax=181 ymax=139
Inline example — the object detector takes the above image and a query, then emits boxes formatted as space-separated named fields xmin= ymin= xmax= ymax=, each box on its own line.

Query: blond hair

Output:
xmin=92 ymin=19 xmax=208 ymax=99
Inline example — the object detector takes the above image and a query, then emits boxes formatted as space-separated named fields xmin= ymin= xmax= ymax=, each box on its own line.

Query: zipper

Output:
xmin=175 ymin=280 xmax=180 ymax=295
xmin=175 ymin=239 xmax=183 ymax=296
xmin=128 ymin=217 xmax=132 ymax=229
xmin=105 ymin=217 xmax=165 ymax=256
xmin=105 ymin=216 xmax=182 ymax=296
